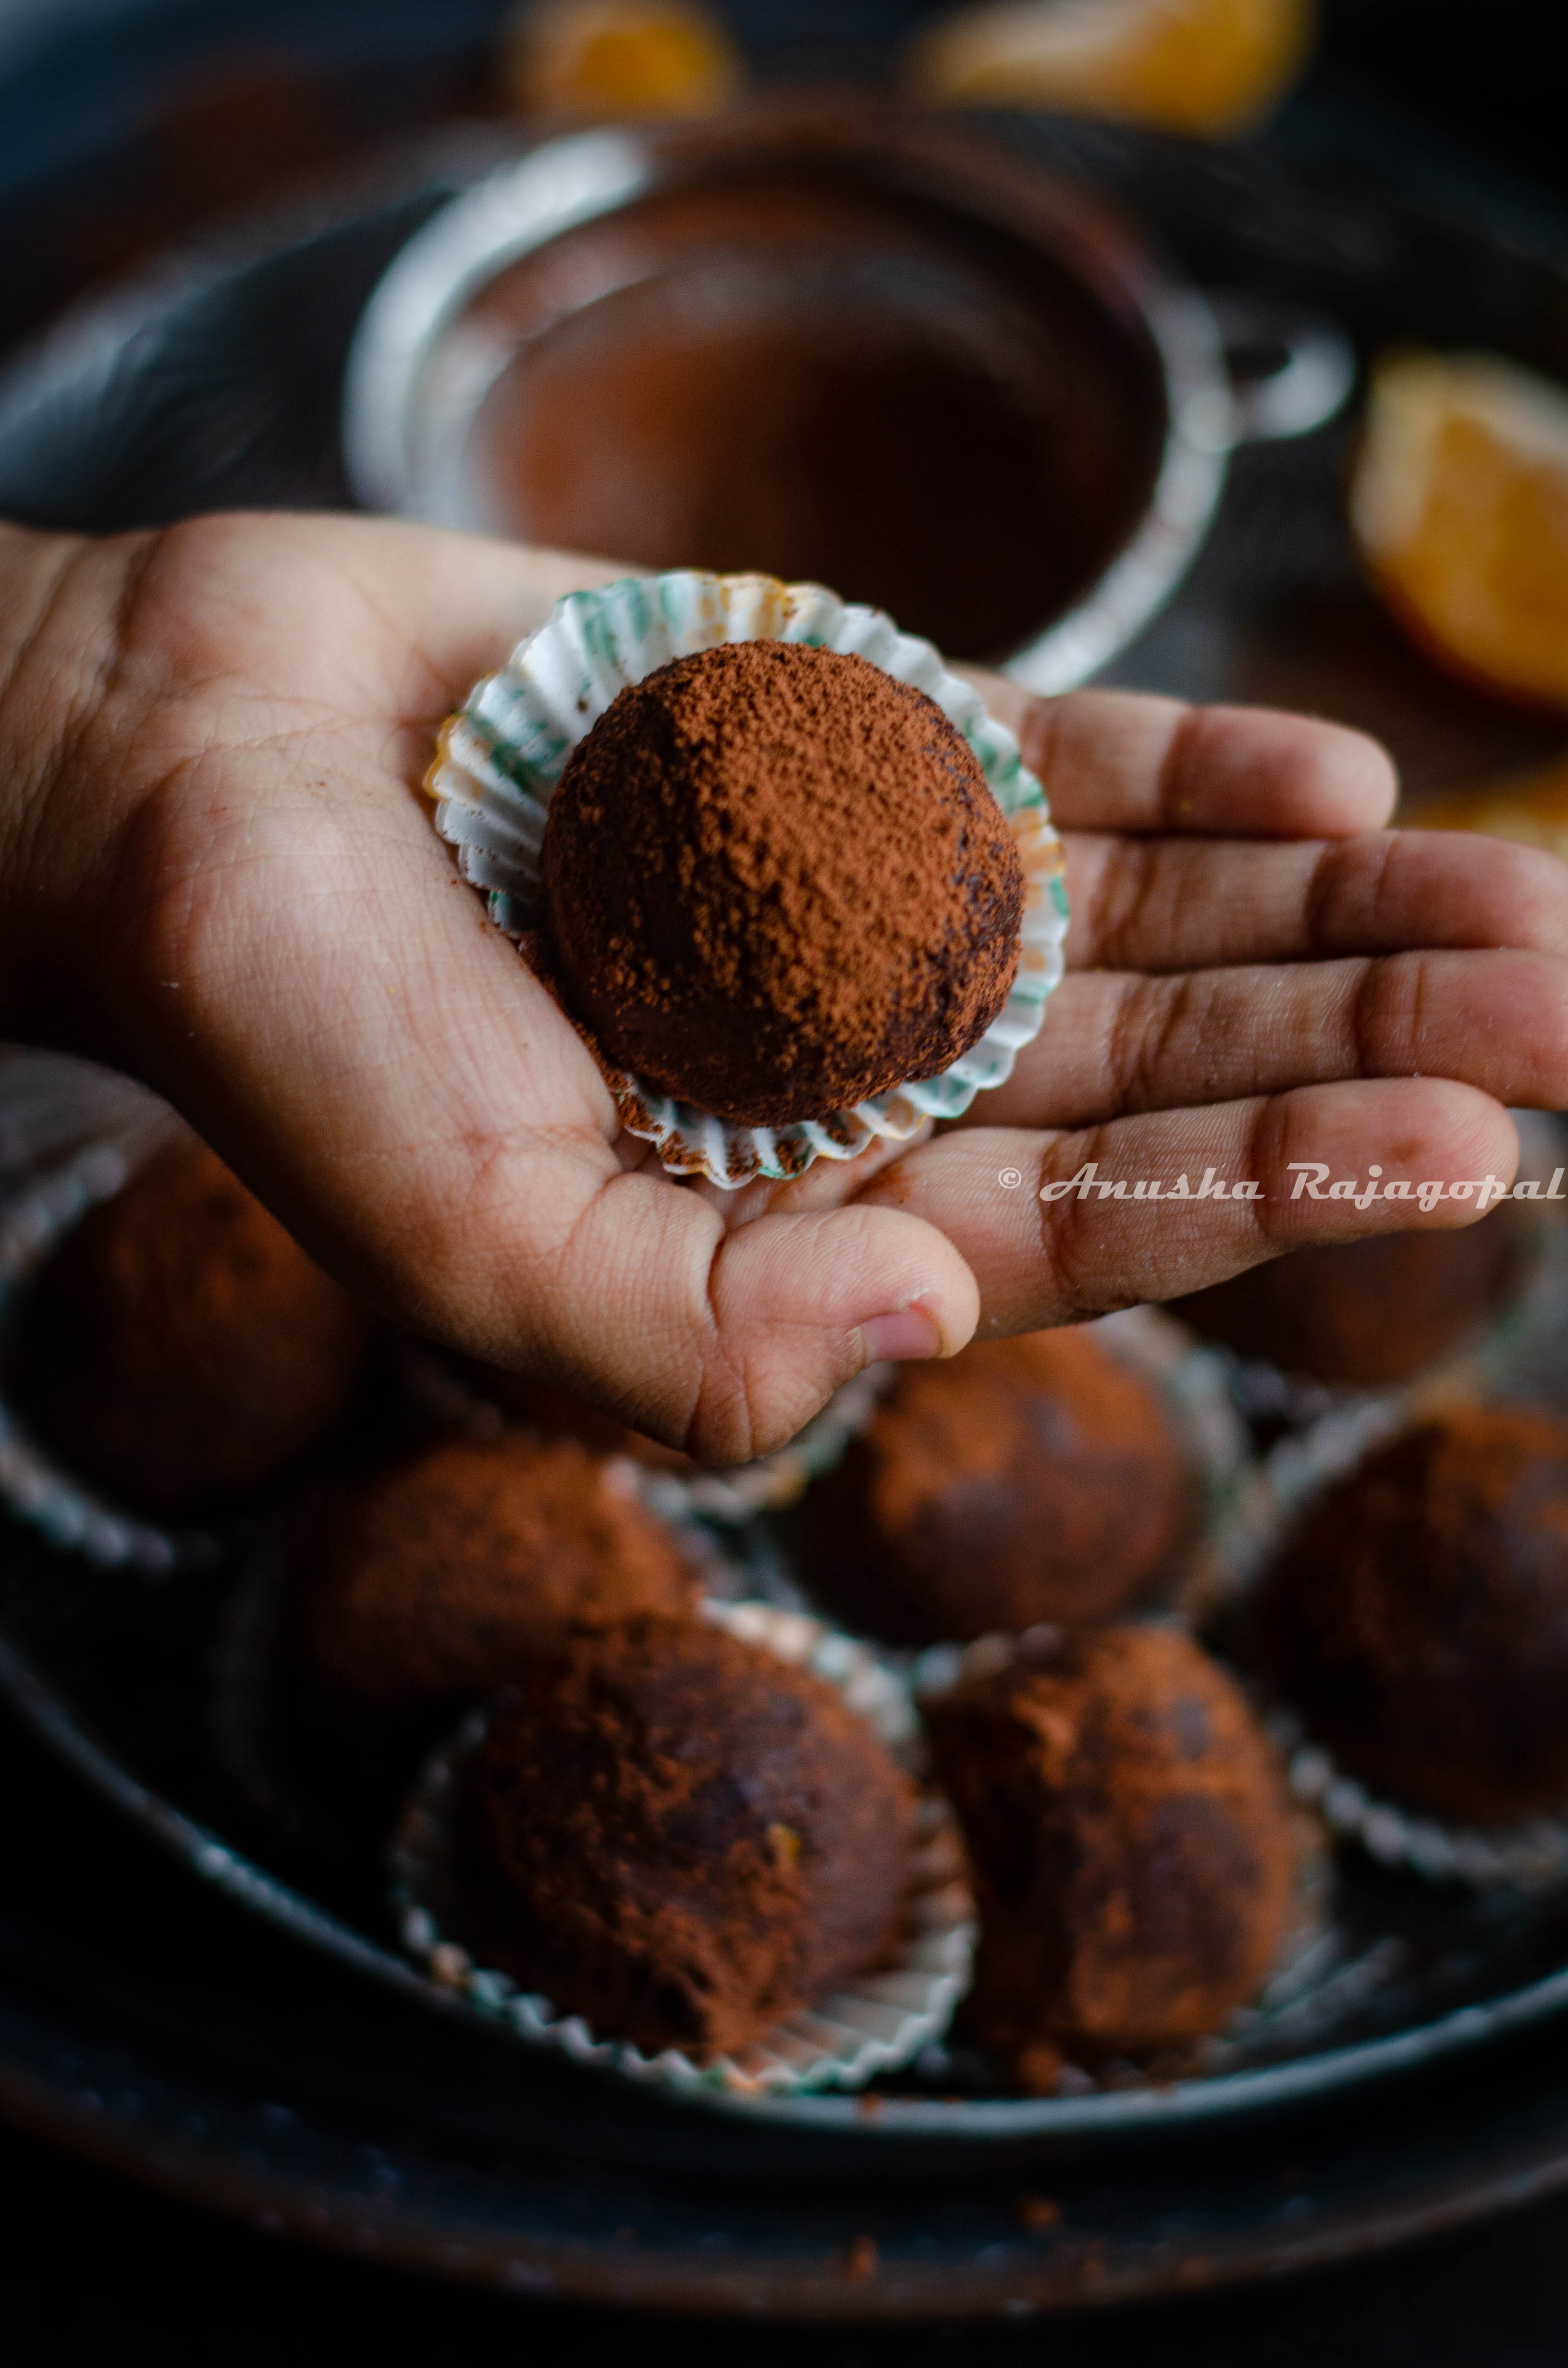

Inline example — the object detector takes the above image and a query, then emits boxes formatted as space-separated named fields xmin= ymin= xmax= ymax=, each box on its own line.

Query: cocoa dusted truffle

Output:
xmin=540 ymin=640 xmax=1025 ymax=1127
xmin=1167 ymin=1208 xmax=1530 ymax=1388
xmin=1253 ymin=1407 xmax=1568 ymax=1825
xmin=803 ymin=1329 xmax=1192 ymax=1643
xmin=923 ymin=1625 xmax=1297 ymax=2085
xmin=8 ymin=1137 xmax=368 ymax=1518
xmin=276 ymin=1433 xmax=700 ymax=1798
xmin=453 ymin=1616 xmax=918 ymax=2058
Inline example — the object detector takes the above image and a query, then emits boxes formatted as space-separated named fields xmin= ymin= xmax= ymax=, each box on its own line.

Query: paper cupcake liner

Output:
xmin=424 ymin=569 xmax=1069 ymax=1188
xmin=1200 ymin=1393 xmax=1568 ymax=1894
xmin=0 ymin=1049 xmax=173 ymax=1190
xmin=210 ymin=1547 xmax=313 ymax=1836
xmin=908 ymin=1626 xmax=1339 ymax=2095
xmin=212 ymin=1474 xmax=747 ymax=1840
xmin=0 ymin=1092 xmax=222 ymax=1574
xmin=389 ymin=1598 xmax=975 ymax=2097
xmin=395 ymin=1339 xmax=894 ymax=1525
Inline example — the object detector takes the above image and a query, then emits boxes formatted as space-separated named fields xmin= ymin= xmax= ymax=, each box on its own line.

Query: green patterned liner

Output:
xmin=425 ymin=571 xmax=1069 ymax=1188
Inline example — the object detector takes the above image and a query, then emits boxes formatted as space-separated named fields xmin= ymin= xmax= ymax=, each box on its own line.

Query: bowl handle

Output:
xmin=1209 ymin=294 xmax=1357 ymax=444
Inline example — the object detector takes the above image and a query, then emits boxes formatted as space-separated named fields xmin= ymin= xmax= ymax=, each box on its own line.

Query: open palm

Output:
xmin=2 ymin=511 xmax=1564 ymax=1462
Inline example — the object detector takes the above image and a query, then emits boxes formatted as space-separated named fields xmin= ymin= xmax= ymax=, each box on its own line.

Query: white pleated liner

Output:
xmin=1203 ymin=1394 xmax=1568 ymax=1894
xmin=425 ymin=570 xmax=1070 ymax=1188
xmin=0 ymin=1068 xmax=215 ymax=1575
xmin=390 ymin=1598 xmax=975 ymax=2097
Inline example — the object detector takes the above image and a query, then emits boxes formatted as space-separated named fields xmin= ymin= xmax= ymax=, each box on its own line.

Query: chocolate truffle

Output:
xmin=1253 ymin=1407 xmax=1568 ymax=1825
xmin=803 ymin=1329 xmax=1192 ymax=1643
xmin=540 ymin=639 xmax=1025 ymax=1126
xmin=277 ymin=1433 xmax=700 ymax=1797
xmin=452 ymin=1616 xmax=918 ymax=2057
xmin=1167 ymin=1208 xmax=1530 ymax=1388
xmin=923 ymin=1625 xmax=1297 ymax=2084
xmin=8 ymin=1137 xmax=368 ymax=1518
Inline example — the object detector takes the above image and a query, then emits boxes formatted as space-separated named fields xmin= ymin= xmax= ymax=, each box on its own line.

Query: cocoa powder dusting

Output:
xmin=454 ymin=1617 xmax=918 ymax=2059
xmin=540 ymin=640 xmax=1025 ymax=1127
xmin=285 ymin=1434 xmax=698 ymax=1714
xmin=10 ymin=1137 xmax=367 ymax=1517
xmin=807 ymin=1329 xmax=1191 ymax=1642
xmin=1255 ymin=1406 xmax=1568 ymax=1823
xmin=923 ymin=1626 xmax=1297 ymax=2075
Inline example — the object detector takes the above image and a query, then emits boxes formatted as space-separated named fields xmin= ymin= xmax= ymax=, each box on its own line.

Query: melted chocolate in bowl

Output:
xmin=439 ymin=173 xmax=1168 ymax=663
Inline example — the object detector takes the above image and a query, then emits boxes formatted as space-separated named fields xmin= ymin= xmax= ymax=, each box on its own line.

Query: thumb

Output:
xmin=487 ymin=1165 xmax=980 ymax=1466
xmin=695 ymin=1200 xmax=980 ymax=1461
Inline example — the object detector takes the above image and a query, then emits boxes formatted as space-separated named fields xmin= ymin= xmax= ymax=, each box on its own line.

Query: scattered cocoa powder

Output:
xmin=540 ymin=640 xmax=1024 ymax=1126
xmin=1254 ymin=1406 xmax=1568 ymax=1823
xmin=453 ymin=1616 xmax=917 ymax=2059
xmin=10 ymin=1137 xmax=368 ymax=1517
xmin=805 ymin=1329 xmax=1192 ymax=1643
xmin=923 ymin=1625 xmax=1297 ymax=2072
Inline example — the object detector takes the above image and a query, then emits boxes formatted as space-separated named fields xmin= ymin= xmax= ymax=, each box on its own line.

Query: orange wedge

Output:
xmin=1403 ymin=751 xmax=1568 ymax=861
xmin=1353 ymin=350 xmax=1568 ymax=713
xmin=497 ymin=0 xmax=742 ymax=121
xmin=906 ymin=0 xmax=1313 ymax=137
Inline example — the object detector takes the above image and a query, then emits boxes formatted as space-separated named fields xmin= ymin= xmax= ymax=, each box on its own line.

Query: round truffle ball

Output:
xmin=1166 ymin=1209 xmax=1530 ymax=1388
xmin=540 ymin=640 xmax=1026 ymax=1127
xmin=276 ymin=1433 xmax=700 ymax=1801
xmin=1253 ymin=1407 xmax=1568 ymax=1825
xmin=452 ymin=1616 xmax=917 ymax=2058
xmin=803 ymin=1329 xmax=1192 ymax=1643
xmin=923 ymin=1625 xmax=1297 ymax=2084
xmin=8 ymin=1137 xmax=368 ymax=1518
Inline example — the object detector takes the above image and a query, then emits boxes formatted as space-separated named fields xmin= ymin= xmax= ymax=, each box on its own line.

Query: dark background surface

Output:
xmin=5 ymin=0 xmax=1568 ymax=2356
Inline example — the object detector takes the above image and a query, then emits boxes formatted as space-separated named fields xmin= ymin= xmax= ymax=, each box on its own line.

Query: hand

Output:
xmin=2 ymin=512 xmax=1565 ymax=1463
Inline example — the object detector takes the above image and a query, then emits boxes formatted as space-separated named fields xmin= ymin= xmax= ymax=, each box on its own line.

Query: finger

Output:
xmin=332 ymin=519 xmax=628 ymax=718
xmin=494 ymin=1171 xmax=980 ymax=1461
xmin=1063 ymin=826 xmax=1568 ymax=973
xmin=956 ymin=674 xmax=1397 ymax=837
xmin=960 ymin=948 xmax=1568 ymax=1130
xmin=859 ymin=1079 xmax=1518 ymax=1336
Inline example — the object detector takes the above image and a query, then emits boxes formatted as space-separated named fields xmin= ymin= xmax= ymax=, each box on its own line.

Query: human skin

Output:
xmin=2 ymin=510 xmax=1566 ymax=1463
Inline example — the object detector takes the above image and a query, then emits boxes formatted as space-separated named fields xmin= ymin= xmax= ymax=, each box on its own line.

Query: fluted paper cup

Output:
xmin=424 ymin=569 xmax=1068 ymax=1188
xmin=389 ymin=1598 xmax=975 ymax=2097
xmin=0 ymin=1065 xmax=210 ymax=1574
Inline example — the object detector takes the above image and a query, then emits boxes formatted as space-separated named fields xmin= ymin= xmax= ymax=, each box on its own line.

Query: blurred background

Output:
xmin=0 ymin=0 xmax=1563 ymax=358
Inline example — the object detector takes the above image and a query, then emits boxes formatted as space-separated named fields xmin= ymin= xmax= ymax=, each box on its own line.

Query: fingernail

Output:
xmin=861 ymin=1304 xmax=943 ymax=1364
